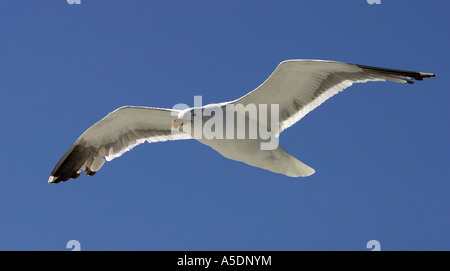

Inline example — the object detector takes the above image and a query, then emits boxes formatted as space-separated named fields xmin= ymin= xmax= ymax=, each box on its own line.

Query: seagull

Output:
xmin=48 ymin=60 xmax=435 ymax=183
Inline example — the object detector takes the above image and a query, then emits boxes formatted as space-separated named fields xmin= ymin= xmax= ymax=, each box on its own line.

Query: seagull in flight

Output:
xmin=48 ymin=60 xmax=435 ymax=183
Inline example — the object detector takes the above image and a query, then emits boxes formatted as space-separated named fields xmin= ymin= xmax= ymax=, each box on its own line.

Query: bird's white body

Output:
xmin=189 ymin=104 xmax=314 ymax=177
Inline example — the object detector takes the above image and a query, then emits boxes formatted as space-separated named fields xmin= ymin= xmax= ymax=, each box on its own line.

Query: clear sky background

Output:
xmin=0 ymin=1 xmax=448 ymax=251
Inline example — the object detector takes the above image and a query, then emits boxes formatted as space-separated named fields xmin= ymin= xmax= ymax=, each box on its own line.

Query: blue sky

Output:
xmin=0 ymin=1 xmax=448 ymax=250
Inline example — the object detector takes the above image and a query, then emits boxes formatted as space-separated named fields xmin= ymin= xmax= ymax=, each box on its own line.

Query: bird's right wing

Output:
xmin=231 ymin=60 xmax=436 ymax=136
xmin=48 ymin=106 xmax=191 ymax=183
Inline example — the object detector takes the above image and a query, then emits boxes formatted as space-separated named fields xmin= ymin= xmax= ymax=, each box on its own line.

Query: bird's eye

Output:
xmin=192 ymin=112 xmax=196 ymax=117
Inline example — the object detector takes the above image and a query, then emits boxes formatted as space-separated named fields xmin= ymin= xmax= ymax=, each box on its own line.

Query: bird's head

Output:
xmin=172 ymin=108 xmax=198 ymax=129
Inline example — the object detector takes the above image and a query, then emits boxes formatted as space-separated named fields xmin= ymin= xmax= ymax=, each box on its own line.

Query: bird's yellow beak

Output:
xmin=172 ymin=118 xmax=184 ymax=128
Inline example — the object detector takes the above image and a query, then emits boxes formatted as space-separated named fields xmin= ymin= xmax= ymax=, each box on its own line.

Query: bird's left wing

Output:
xmin=48 ymin=106 xmax=191 ymax=183
xmin=231 ymin=60 xmax=436 ymax=135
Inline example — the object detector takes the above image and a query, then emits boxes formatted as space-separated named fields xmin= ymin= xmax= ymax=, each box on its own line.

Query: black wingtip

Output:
xmin=420 ymin=72 xmax=436 ymax=78
xmin=355 ymin=63 xmax=436 ymax=83
xmin=48 ymin=143 xmax=95 ymax=184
